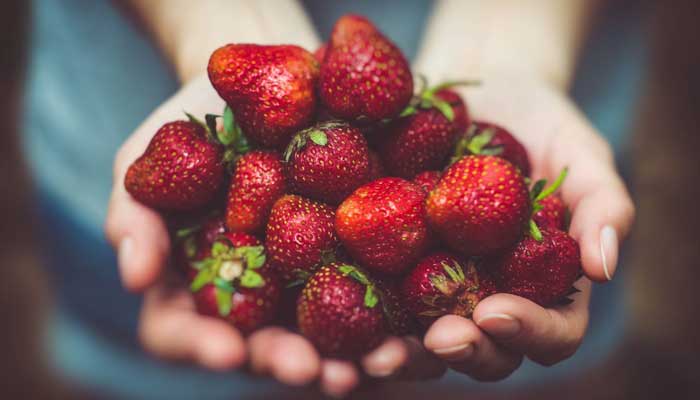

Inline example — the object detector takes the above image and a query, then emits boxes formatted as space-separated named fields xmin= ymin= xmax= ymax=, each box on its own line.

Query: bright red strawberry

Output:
xmin=367 ymin=149 xmax=386 ymax=181
xmin=336 ymin=177 xmax=429 ymax=274
xmin=284 ymin=121 xmax=370 ymax=204
xmin=485 ymin=227 xmax=582 ymax=307
xmin=412 ymin=170 xmax=441 ymax=193
xmin=225 ymin=150 xmax=286 ymax=233
xmin=402 ymin=252 xmax=496 ymax=326
xmin=125 ymin=119 xmax=224 ymax=211
xmin=426 ymin=155 xmax=531 ymax=256
xmin=379 ymin=87 xmax=469 ymax=178
xmin=297 ymin=263 xmax=388 ymax=357
xmin=189 ymin=235 xmax=279 ymax=334
xmin=265 ymin=195 xmax=339 ymax=281
xmin=208 ymin=44 xmax=319 ymax=148
xmin=313 ymin=44 xmax=327 ymax=63
xmin=454 ymin=121 xmax=531 ymax=177
xmin=533 ymin=195 xmax=567 ymax=230
xmin=319 ymin=15 xmax=413 ymax=122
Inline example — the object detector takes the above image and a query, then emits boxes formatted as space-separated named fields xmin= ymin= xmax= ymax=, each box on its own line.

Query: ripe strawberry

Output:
xmin=336 ymin=177 xmax=429 ymax=274
xmin=402 ymin=252 xmax=496 ymax=326
xmin=189 ymin=234 xmax=280 ymax=334
xmin=454 ymin=121 xmax=531 ymax=177
xmin=412 ymin=170 xmax=441 ymax=193
xmin=426 ymin=155 xmax=531 ymax=256
xmin=208 ymin=44 xmax=319 ymax=148
xmin=378 ymin=86 xmax=469 ymax=178
xmin=485 ymin=227 xmax=582 ymax=307
xmin=375 ymin=277 xmax=415 ymax=335
xmin=533 ymin=195 xmax=567 ymax=230
xmin=174 ymin=215 xmax=227 ymax=280
xmin=314 ymin=44 xmax=327 ymax=63
xmin=297 ymin=263 xmax=388 ymax=357
xmin=367 ymin=149 xmax=386 ymax=181
xmin=265 ymin=195 xmax=339 ymax=281
xmin=319 ymin=15 xmax=413 ymax=122
xmin=225 ymin=150 xmax=286 ymax=233
xmin=284 ymin=121 xmax=370 ymax=204
xmin=125 ymin=118 xmax=225 ymax=211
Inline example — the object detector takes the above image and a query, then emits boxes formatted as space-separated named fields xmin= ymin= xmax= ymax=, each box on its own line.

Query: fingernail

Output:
xmin=600 ymin=225 xmax=618 ymax=281
xmin=118 ymin=237 xmax=134 ymax=272
xmin=476 ymin=313 xmax=521 ymax=339
xmin=432 ymin=342 xmax=474 ymax=362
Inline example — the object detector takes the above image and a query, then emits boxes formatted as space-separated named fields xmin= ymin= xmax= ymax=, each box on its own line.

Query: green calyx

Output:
xmin=452 ymin=124 xmax=504 ymax=165
xmin=399 ymin=78 xmax=480 ymax=122
xmin=337 ymin=264 xmax=380 ymax=308
xmin=186 ymin=106 xmax=251 ymax=171
xmin=420 ymin=259 xmax=484 ymax=318
xmin=282 ymin=120 xmax=347 ymax=162
xmin=528 ymin=167 xmax=569 ymax=241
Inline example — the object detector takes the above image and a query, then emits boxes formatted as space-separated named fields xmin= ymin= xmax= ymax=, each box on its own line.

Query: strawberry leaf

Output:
xmin=529 ymin=219 xmax=543 ymax=241
xmin=308 ymin=130 xmax=328 ymax=146
xmin=441 ymin=262 xmax=463 ymax=284
xmin=211 ymin=241 xmax=229 ymax=257
xmin=239 ymin=270 xmax=265 ymax=288
xmin=190 ymin=267 xmax=216 ymax=292
xmin=234 ymin=246 xmax=266 ymax=269
xmin=183 ymin=236 xmax=197 ymax=259
xmin=530 ymin=179 xmax=547 ymax=201
xmin=399 ymin=105 xmax=417 ymax=118
xmin=214 ymin=277 xmax=235 ymax=293
xmin=433 ymin=99 xmax=455 ymax=121
xmin=338 ymin=264 xmax=370 ymax=285
xmin=364 ymin=285 xmax=379 ymax=308
xmin=175 ymin=225 xmax=201 ymax=240
xmin=215 ymin=287 xmax=233 ymax=316
xmin=535 ymin=168 xmax=568 ymax=202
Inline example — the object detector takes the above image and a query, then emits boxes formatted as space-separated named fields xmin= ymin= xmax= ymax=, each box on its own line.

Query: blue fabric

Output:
xmin=21 ymin=0 xmax=645 ymax=398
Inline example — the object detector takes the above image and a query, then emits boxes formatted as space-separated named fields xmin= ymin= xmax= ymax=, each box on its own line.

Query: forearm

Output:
xmin=125 ymin=0 xmax=320 ymax=83
xmin=414 ymin=0 xmax=600 ymax=90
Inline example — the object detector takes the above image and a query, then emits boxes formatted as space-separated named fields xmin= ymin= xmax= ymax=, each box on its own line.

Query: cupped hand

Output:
xmin=422 ymin=75 xmax=635 ymax=380
xmin=104 ymin=75 xmax=444 ymax=397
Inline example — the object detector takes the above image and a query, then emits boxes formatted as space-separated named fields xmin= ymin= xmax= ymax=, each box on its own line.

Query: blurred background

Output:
xmin=1 ymin=0 xmax=698 ymax=399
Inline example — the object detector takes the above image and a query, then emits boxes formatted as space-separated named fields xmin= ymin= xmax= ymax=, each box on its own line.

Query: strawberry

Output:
xmin=125 ymin=117 xmax=225 ymax=211
xmin=426 ymin=155 xmax=531 ymax=256
xmin=225 ymin=150 xmax=286 ymax=233
xmin=189 ymin=234 xmax=280 ymax=334
xmin=375 ymin=277 xmax=416 ymax=335
xmin=485 ymin=227 xmax=582 ymax=307
xmin=412 ymin=170 xmax=441 ymax=193
xmin=265 ymin=195 xmax=339 ymax=281
xmin=174 ymin=215 xmax=227 ymax=281
xmin=297 ymin=263 xmax=388 ymax=357
xmin=454 ymin=121 xmax=531 ymax=177
xmin=336 ymin=177 xmax=429 ymax=274
xmin=283 ymin=121 xmax=370 ymax=204
xmin=208 ymin=44 xmax=319 ymax=148
xmin=378 ymin=86 xmax=470 ymax=178
xmin=533 ymin=195 xmax=567 ymax=230
xmin=319 ymin=15 xmax=413 ymax=122
xmin=402 ymin=252 xmax=496 ymax=326
xmin=314 ymin=44 xmax=327 ymax=63
xmin=367 ymin=149 xmax=386 ymax=181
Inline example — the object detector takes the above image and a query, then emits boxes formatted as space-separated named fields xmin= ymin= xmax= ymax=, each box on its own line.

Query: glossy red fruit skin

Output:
xmin=426 ymin=155 xmax=531 ymax=256
xmin=319 ymin=15 xmax=413 ymax=122
xmin=297 ymin=264 xmax=387 ymax=357
xmin=412 ymin=170 xmax=442 ymax=193
xmin=485 ymin=228 xmax=582 ymax=307
xmin=378 ymin=89 xmax=468 ymax=179
xmin=471 ymin=121 xmax=531 ymax=177
xmin=286 ymin=122 xmax=370 ymax=205
xmin=125 ymin=121 xmax=224 ymax=211
xmin=401 ymin=252 xmax=496 ymax=326
xmin=367 ymin=149 xmax=386 ymax=181
xmin=533 ymin=195 xmax=567 ymax=230
xmin=265 ymin=195 xmax=339 ymax=281
xmin=226 ymin=150 xmax=287 ymax=233
xmin=336 ymin=178 xmax=429 ymax=274
xmin=208 ymin=44 xmax=319 ymax=148
xmin=375 ymin=278 xmax=415 ymax=335
xmin=314 ymin=44 xmax=327 ymax=63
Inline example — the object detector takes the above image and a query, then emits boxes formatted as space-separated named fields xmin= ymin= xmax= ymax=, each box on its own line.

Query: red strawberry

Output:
xmin=533 ymin=195 xmax=567 ymax=230
xmin=284 ymin=121 xmax=370 ymax=204
xmin=265 ymin=195 xmax=339 ymax=281
xmin=379 ymin=87 xmax=469 ymax=178
xmin=319 ymin=15 xmax=413 ymax=122
xmin=402 ymin=252 xmax=496 ymax=326
xmin=174 ymin=215 xmax=227 ymax=280
xmin=336 ymin=177 xmax=429 ymax=274
xmin=208 ymin=44 xmax=319 ymax=148
xmin=412 ymin=170 xmax=441 ymax=193
xmin=375 ymin=277 xmax=416 ymax=335
xmin=426 ymin=155 xmax=531 ymax=256
xmin=454 ymin=121 xmax=531 ymax=177
xmin=314 ymin=44 xmax=327 ymax=63
xmin=125 ymin=118 xmax=225 ymax=211
xmin=189 ymin=235 xmax=280 ymax=334
xmin=297 ymin=263 xmax=388 ymax=357
xmin=485 ymin=227 xmax=582 ymax=307
xmin=225 ymin=150 xmax=286 ymax=233
xmin=367 ymin=149 xmax=386 ymax=181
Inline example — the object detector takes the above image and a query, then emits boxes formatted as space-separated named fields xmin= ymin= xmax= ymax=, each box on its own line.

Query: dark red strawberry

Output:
xmin=225 ymin=150 xmax=286 ymax=233
xmin=454 ymin=121 xmax=531 ymax=177
xmin=533 ymin=195 xmax=567 ymax=230
xmin=412 ymin=170 xmax=441 ymax=193
xmin=375 ymin=277 xmax=416 ymax=335
xmin=284 ymin=121 xmax=370 ymax=204
xmin=402 ymin=252 xmax=496 ymax=326
xmin=485 ymin=227 xmax=582 ymax=307
xmin=367 ymin=149 xmax=386 ymax=181
xmin=265 ymin=195 xmax=339 ymax=281
xmin=319 ymin=15 xmax=413 ymax=122
xmin=297 ymin=263 xmax=388 ymax=357
xmin=379 ymin=87 xmax=469 ymax=178
xmin=336 ymin=177 xmax=429 ymax=274
xmin=208 ymin=44 xmax=319 ymax=148
xmin=125 ymin=118 xmax=225 ymax=211
xmin=426 ymin=155 xmax=531 ymax=256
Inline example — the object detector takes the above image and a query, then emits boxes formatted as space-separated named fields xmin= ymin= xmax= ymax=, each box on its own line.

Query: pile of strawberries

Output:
xmin=125 ymin=15 xmax=582 ymax=358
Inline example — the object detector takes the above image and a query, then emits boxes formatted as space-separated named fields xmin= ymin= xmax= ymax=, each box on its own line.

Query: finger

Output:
xmin=473 ymin=279 xmax=591 ymax=366
xmin=139 ymin=283 xmax=247 ymax=370
xmin=424 ymin=315 xmax=523 ymax=381
xmin=361 ymin=336 xmax=409 ymax=378
xmin=397 ymin=336 xmax=447 ymax=380
xmin=248 ymin=328 xmax=321 ymax=386
xmin=320 ymin=360 xmax=360 ymax=398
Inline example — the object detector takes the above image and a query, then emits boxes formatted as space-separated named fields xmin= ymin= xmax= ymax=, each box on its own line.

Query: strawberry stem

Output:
xmin=529 ymin=219 xmax=543 ymax=241
xmin=536 ymin=168 xmax=568 ymax=202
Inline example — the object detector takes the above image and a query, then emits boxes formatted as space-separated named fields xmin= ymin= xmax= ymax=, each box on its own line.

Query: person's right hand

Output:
xmin=105 ymin=75 xmax=445 ymax=398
